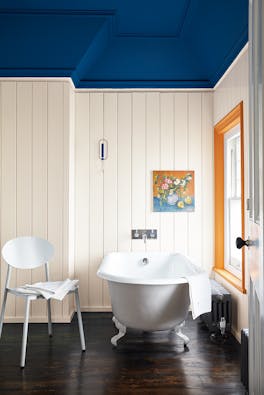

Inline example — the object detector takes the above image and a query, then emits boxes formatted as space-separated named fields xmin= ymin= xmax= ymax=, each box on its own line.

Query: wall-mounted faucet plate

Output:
xmin=131 ymin=229 xmax=157 ymax=239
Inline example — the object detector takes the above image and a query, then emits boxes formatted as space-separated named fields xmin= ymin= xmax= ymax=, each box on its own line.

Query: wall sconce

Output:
xmin=99 ymin=139 xmax=108 ymax=160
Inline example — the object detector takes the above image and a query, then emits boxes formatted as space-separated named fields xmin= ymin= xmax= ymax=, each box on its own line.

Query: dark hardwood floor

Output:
xmin=0 ymin=312 xmax=246 ymax=394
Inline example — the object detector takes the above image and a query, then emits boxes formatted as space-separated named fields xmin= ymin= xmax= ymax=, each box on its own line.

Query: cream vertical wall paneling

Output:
xmin=31 ymin=82 xmax=48 ymax=317
xmin=74 ymin=93 xmax=90 ymax=309
xmin=16 ymin=83 xmax=33 ymax=318
xmin=74 ymin=90 xmax=214 ymax=311
xmin=201 ymin=92 xmax=214 ymax=273
xmin=0 ymin=79 xmax=214 ymax=318
xmin=174 ymin=93 xmax=188 ymax=255
xmin=0 ymin=79 xmax=74 ymax=322
xmin=160 ymin=93 xmax=174 ymax=252
xmin=0 ymin=82 xmax=17 ymax=318
xmin=213 ymin=48 xmax=249 ymax=340
xmin=0 ymin=61 xmax=246 ymax=325
xmin=62 ymin=82 xmax=74 ymax=318
xmin=103 ymin=93 xmax=118 ymax=306
xmin=146 ymin=92 xmax=160 ymax=251
xmin=47 ymin=82 xmax=64 ymax=319
xmin=188 ymin=93 xmax=203 ymax=266
xmin=117 ymin=93 xmax=132 ymax=252
xmin=131 ymin=93 xmax=146 ymax=251
xmin=89 ymin=93 xmax=104 ymax=308
xmin=68 ymin=85 xmax=76 ymax=285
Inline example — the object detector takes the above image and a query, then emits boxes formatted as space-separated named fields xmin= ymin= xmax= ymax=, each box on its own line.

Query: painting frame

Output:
xmin=153 ymin=170 xmax=195 ymax=212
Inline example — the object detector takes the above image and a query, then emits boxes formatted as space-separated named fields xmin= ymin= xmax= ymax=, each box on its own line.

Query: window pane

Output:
xmin=229 ymin=198 xmax=242 ymax=270
xmin=224 ymin=126 xmax=242 ymax=276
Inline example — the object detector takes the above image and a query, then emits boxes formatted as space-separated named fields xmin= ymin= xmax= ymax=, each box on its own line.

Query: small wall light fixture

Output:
xmin=99 ymin=139 xmax=108 ymax=160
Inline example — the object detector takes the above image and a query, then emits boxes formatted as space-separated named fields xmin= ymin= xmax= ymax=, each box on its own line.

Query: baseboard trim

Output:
xmin=232 ymin=328 xmax=241 ymax=343
xmin=5 ymin=316 xmax=73 ymax=323
xmin=81 ymin=306 xmax=112 ymax=312
xmin=5 ymin=309 xmax=75 ymax=324
xmin=3 ymin=307 xmax=111 ymax=323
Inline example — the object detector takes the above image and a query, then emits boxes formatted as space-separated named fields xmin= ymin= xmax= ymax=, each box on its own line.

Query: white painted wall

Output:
xmin=0 ymin=81 xmax=213 ymax=320
xmin=74 ymin=91 xmax=214 ymax=310
xmin=0 ymin=56 xmax=247 ymax=327
xmin=213 ymin=46 xmax=249 ymax=340
xmin=0 ymin=80 xmax=75 ymax=322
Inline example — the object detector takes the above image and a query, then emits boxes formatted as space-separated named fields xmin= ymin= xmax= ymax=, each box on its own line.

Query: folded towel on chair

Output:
xmin=22 ymin=279 xmax=78 ymax=301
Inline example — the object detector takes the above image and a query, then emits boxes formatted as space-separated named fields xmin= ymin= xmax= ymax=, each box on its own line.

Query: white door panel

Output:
xmin=248 ymin=0 xmax=264 ymax=393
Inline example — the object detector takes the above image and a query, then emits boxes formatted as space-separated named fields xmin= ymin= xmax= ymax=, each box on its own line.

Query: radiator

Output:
xmin=241 ymin=328 xmax=249 ymax=390
xmin=201 ymin=279 xmax=232 ymax=333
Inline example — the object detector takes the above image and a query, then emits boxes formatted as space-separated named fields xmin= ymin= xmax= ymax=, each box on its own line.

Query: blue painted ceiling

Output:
xmin=0 ymin=0 xmax=248 ymax=88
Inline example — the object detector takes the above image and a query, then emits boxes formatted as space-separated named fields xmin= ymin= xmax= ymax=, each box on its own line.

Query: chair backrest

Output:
xmin=2 ymin=237 xmax=54 ymax=269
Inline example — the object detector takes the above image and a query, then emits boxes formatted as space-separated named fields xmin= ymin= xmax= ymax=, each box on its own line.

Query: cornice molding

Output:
xmin=213 ymin=43 xmax=248 ymax=90
xmin=77 ymin=79 xmax=212 ymax=89
xmin=0 ymin=76 xmax=214 ymax=92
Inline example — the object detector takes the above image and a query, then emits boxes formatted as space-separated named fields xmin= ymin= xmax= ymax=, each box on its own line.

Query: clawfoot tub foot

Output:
xmin=111 ymin=316 xmax=126 ymax=346
xmin=176 ymin=328 xmax=190 ymax=346
xmin=173 ymin=321 xmax=190 ymax=347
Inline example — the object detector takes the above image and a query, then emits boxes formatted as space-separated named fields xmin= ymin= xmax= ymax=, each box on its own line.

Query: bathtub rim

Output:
xmin=97 ymin=251 xmax=203 ymax=285
xmin=97 ymin=272 xmax=188 ymax=285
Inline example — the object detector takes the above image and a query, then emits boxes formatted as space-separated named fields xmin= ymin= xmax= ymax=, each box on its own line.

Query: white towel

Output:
xmin=22 ymin=279 xmax=78 ymax=301
xmin=186 ymin=272 xmax=211 ymax=319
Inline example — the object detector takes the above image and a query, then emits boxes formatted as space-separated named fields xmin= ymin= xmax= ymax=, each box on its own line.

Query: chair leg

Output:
xmin=74 ymin=289 xmax=86 ymax=351
xmin=20 ymin=297 xmax=31 ymax=368
xmin=0 ymin=289 xmax=8 ymax=339
xmin=47 ymin=299 xmax=52 ymax=337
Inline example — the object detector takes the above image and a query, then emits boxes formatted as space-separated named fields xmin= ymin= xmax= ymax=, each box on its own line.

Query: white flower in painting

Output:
xmin=174 ymin=178 xmax=180 ymax=185
xmin=180 ymin=179 xmax=186 ymax=187
xmin=186 ymin=175 xmax=192 ymax=181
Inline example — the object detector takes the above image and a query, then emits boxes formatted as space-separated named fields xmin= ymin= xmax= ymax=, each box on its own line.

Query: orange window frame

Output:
xmin=214 ymin=101 xmax=246 ymax=293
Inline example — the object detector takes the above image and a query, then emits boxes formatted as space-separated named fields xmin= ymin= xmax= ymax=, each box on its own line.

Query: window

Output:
xmin=214 ymin=102 xmax=246 ymax=293
xmin=224 ymin=127 xmax=242 ymax=277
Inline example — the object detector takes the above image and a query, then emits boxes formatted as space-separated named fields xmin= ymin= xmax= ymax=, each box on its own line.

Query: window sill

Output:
xmin=213 ymin=267 xmax=246 ymax=294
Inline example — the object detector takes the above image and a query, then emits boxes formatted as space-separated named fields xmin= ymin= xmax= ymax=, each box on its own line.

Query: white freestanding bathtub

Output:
xmin=97 ymin=252 xmax=207 ymax=348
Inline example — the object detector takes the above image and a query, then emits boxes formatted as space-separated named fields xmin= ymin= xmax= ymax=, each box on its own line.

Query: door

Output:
xmin=248 ymin=0 xmax=264 ymax=393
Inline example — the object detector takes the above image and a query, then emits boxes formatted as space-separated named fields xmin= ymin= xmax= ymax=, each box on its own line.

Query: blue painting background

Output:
xmin=153 ymin=197 xmax=195 ymax=212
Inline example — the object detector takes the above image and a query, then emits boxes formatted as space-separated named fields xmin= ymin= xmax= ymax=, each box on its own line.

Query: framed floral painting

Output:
xmin=153 ymin=170 xmax=195 ymax=212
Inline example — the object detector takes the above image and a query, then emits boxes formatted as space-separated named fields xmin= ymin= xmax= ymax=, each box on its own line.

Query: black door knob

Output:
xmin=236 ymin=237 xmax=251 ymax=249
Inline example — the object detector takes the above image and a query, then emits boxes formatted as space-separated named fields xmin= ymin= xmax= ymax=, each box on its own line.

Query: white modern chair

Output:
xmin=0 ymin=236 xmax=86 ymax=368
